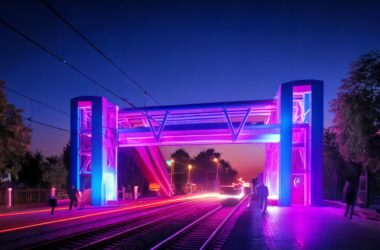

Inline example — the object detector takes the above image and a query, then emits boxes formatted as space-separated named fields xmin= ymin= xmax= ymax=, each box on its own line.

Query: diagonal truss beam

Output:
xmin=146 ymin=111 xmax=169 ymax=141
xmin=223 ymin=108 xmax=251 ymax=141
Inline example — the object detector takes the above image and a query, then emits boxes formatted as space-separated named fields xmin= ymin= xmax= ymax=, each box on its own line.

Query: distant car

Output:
xmin=219 ymin=185 xmax=244 ymax=206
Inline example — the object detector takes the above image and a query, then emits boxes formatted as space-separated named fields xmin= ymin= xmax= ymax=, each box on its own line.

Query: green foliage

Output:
xmin=331 ymin=50 xmax=380 ymax=165
xmin=0 ymin=80 xmax=31 ymax=181
xmin=331 ymin=50 xmax=380 ymax=194
xmin=218 ymin=159 xmax=238 ymax=185
xmin=18 ymin=151 xmax=68 ymax=189
xmin=192 ymin=148 xmax=220 ymax=190
xmin=323 ymin=128 xmax=348 ymax=199
xmin=42 ymin=156 xmax=68 ymax=189
xmin=170 ymin=148 xmax=238 ymax=192
xmin=62 ymin=142 xmax=71 ymax=189
xmin=19 ymin=152 xmax=44 ymax=187
xmin=170 ymin=148 xmax=190 ymax=193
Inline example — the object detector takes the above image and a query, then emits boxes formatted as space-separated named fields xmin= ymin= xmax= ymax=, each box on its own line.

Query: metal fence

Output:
xmin=325 ymin=190 xmax=380 ymax=207
xmin=0 ymin=188 xmax=69 ymax=208
xmin=12 ymin=188 xmax=51 ymax=207
xmin=56 ymin=190 xmax=69 ymax=200
xmin=324 ymin=190 xmax=342 ymax=202
xmin=368 ymin=195 xmax=380 ymax=207
xmin=0 ymin=188 xmax=6 ymax=208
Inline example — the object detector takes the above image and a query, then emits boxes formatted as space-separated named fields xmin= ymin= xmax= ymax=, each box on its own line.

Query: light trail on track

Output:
xmin=0 ymin=193 xmax=220 ymax=234
xmin=0 ymin=207 xmax=68 ymax=217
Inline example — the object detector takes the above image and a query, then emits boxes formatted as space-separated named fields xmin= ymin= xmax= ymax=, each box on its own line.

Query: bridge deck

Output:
xmin=117 ymin=99 xmax=278 ymax=146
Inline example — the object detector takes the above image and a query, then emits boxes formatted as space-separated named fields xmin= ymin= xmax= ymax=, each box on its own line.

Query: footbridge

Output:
xmin=70 ymin=80 xmax=323 ymax=207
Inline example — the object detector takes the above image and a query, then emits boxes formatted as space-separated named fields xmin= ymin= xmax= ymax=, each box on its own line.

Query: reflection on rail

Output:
xmin=0 ymin=193 xmax=220 ymax=234
xmin=151 ymin=196 xmax=249 ymax=250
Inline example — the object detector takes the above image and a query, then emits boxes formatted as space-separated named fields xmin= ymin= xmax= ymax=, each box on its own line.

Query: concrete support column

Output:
xmin=71 ymin=96 xmax=118 ymax=207
xmin=279 ymin=83 xmax=293 ymax=206
xmin=310 ymin=82 xmax=323 ymax=206
xmin=91 ymin=97 xmax=104 ymax=206
xmin=70 ymin=99 xmax=80 ymax=190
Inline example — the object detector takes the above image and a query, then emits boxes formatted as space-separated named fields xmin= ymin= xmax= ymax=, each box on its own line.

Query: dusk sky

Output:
xmin=1 ymin=0 xmax=380 ymax=179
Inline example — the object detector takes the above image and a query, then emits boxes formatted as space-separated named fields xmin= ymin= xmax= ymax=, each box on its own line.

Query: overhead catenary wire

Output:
xmin=0 ymin=17 xmax=165 ymax=134
xmin=0 ymin=111 xmax=69 ymax=133
xmin=2 ymin=83 xmax=165 ymax=140
xmin=0 ymin=17 xmax=136 ymax=108
xmin=27 ymin=117 xmax=70 ymax=133
xmin=1 ymin=84 xmax=116 ymax=131
xmin=3 ymin=85 xmax=70 ymax=116
xmin=41 ymin=0 xmax=161 ymax=106
xmin=0 ymin=17 xmax=161 ymax=125
xmin=1 ymin=111 xmax=114 ymax=137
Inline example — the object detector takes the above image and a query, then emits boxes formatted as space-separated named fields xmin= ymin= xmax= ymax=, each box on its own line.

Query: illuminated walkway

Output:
xmin=223 ymin=202 xmax=380 ymax=249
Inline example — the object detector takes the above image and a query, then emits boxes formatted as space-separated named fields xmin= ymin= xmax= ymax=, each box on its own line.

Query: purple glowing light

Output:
xmin=71 ymin=80 xmax=323 ymax=206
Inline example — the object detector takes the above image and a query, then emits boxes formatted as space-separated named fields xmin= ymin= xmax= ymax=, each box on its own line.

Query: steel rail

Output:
xmin=200 ymin=196 xmax=249 ymax=250
xmin=24 ymin=199 xmax=203 ymax=250
xmin=150 ymin=196 xmax=248 ymax=250
xmin=150 ymin=206 xmax=223 ymax=250
xmin=74 ymin=200 xmax=216 ymax=249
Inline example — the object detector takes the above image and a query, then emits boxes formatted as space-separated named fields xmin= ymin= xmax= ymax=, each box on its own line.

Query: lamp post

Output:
xmin=170 ymin=159 xmax=175 ymax=194
xmin=187 ymin=164 xmax=192 ymax=184
xmin=213 ymin=157 xmax=219 ymax=191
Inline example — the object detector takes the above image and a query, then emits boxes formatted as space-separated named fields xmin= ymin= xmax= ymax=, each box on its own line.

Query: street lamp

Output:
xmin=213 ymin=157 xmax=220 ymax=190
xmin=170 ymin=159 xmax=175 ymax=194
xmin=187 ymin=164 xmax=192 ymax=184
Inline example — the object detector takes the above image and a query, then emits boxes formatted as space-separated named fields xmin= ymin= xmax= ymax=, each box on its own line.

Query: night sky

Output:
xmin=1 ymin=0 xmax=380 ymax=179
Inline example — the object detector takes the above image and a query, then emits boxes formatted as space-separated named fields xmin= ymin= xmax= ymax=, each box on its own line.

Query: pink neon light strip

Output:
xmin=0 ymin=194 xmax=219 ymax=234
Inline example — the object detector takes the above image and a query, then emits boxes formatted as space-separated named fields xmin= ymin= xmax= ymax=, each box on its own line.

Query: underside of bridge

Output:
xmin=70 ymin=80 xmax=323 ymax=207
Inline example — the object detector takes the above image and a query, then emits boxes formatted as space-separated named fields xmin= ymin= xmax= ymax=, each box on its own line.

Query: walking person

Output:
xmin=255 ymin=175 xmax=269 ymax=214
xmin=343 ymin=178 xmax=357 ymax=219
xmin=68 ymin=185 xmax=78 ymax=210
xmin=49 ymin=195 xmax=57 ymax=215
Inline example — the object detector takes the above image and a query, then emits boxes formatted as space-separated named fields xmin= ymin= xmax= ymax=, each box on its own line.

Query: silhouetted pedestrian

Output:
xmin=68 ymin=185 xmax=78 ymax=210
xmin=256 ymin=181 xmax=269 ymax=214
xmin=343 ymin=178 xmax=357 ymax=219
xmin=49 ymin=195 xmax=57 ymax=215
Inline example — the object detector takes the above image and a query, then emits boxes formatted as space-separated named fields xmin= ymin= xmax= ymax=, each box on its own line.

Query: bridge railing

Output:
xmin=325 ymin=190 xmax=380 ymax=208
xmin=368 ymin=195 xmax=380 ymax=207
xmin=0 ymin=188 xmax=6 ymax=208
xmin=12 ymin=188 xmax=50 ymax=207
xmin=0 ymin=187 xmax=69 ymax=208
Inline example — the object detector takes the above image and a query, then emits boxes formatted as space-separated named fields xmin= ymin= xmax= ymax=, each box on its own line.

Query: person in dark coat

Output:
xmin=256 ymin=183 xmax=269 ymax=214
xmin=255 ymin=175 xmax=269 ymax=214
xmin=343 ymin=179 xmax=357 ymax=219
xmin=68 ymin=185 xmax=78 ymax=210
xmin=49 ymin=195 xmax=57 ymax=215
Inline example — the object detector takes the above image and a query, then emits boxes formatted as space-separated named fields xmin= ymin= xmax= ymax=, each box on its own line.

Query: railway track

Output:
xmin=2 ymin=199 xmax=201 ymax=249
xmin=151 ymin=196 xmax=249 ymax=250
xmin=25 ymin=199 xmax=218 ymax=250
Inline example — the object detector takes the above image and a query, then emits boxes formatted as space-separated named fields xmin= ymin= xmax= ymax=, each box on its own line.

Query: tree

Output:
xmin=42 ymin=155 xmax=68 ymax=189
xmin=323 ymin=128 xmax=349 ymax=200
xmin=62 ymin=141 xmax=70 ymax=189
xmin=0 ymin=81 xmax=31 ymax=181
xmin=193 ymin=149 xmax=221 ymax=190
xmin=192 ymin=148 xmax=238 ymax=189
xmin=218 ymin=159 xmax=238 ymax=185
xmin=170 ymin=148 xmax=239 ymax=192
xmin=331 ymin=50 xmax=380 ymax=194
xmin=19 ymin=152 xmax=44 ymax=187
xmin=170 ymin=149 xmax=190 ymax=194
